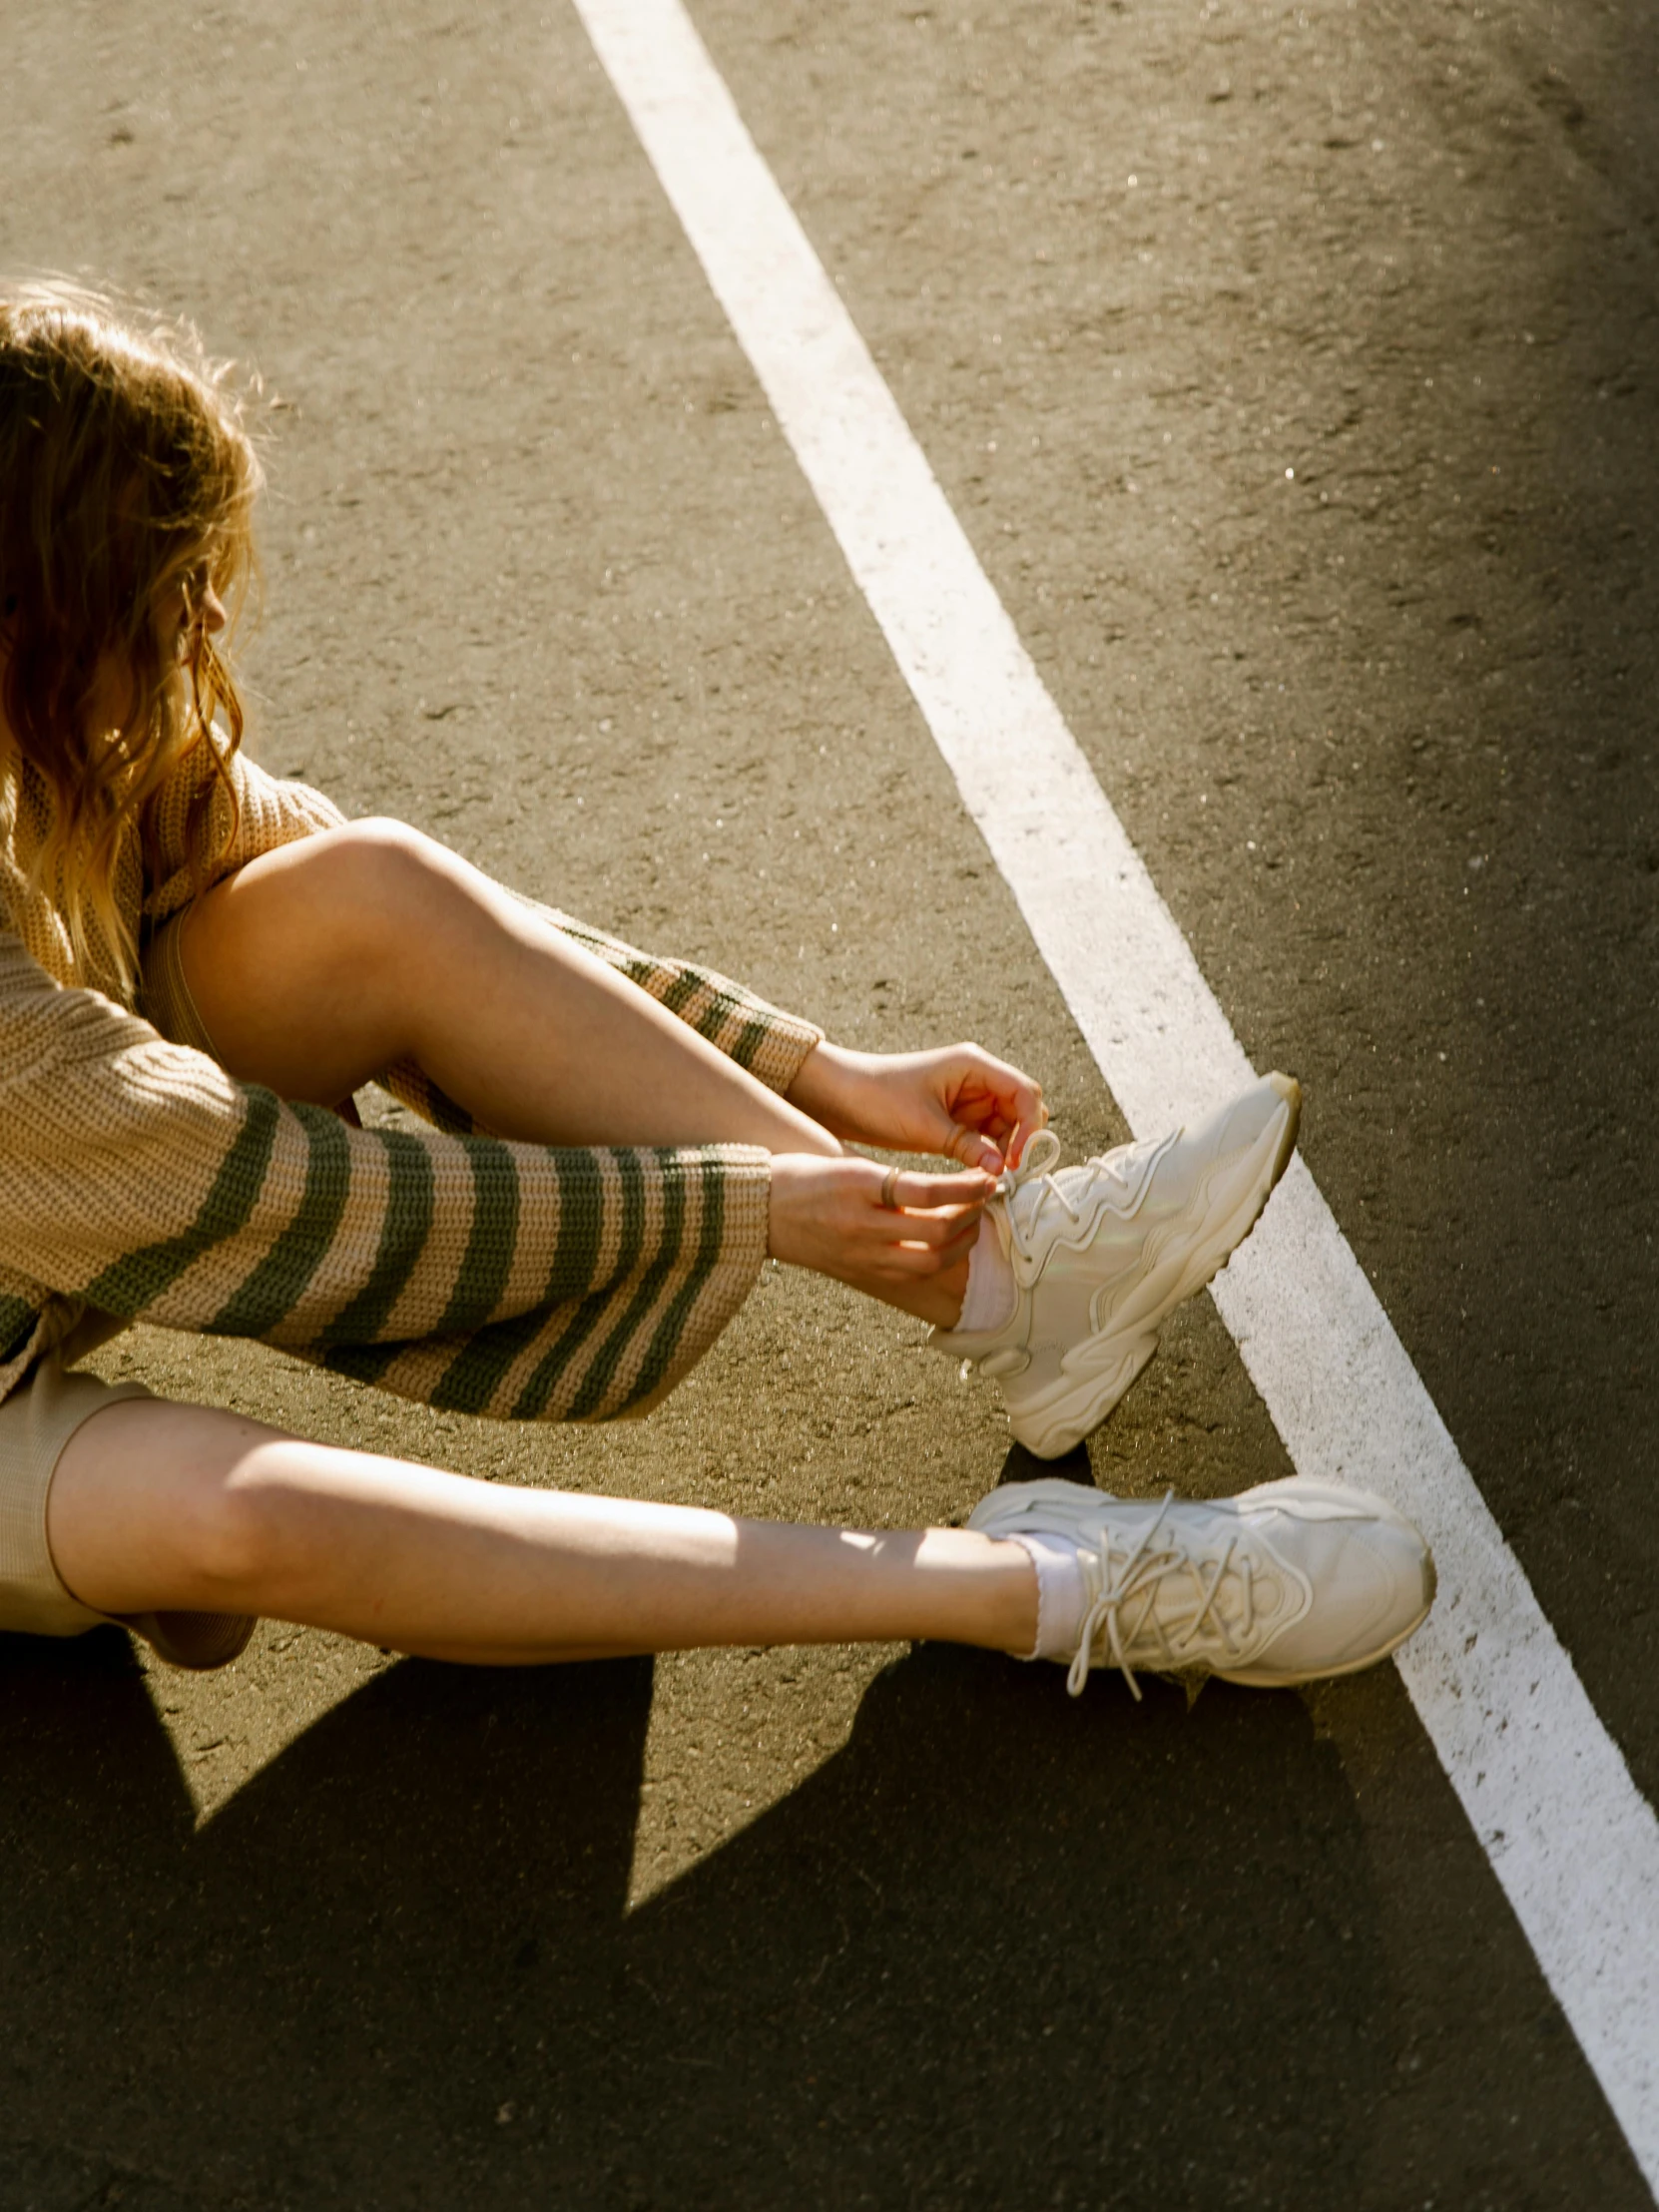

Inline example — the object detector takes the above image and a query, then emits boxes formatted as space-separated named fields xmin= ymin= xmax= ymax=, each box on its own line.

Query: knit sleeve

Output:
xmin=142 ymin=739 xmax=345 ymax=927
xmin=0 ymin=932 xmax=770 ymax=1422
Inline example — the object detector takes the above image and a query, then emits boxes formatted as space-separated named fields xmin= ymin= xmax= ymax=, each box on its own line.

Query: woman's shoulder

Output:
xmin=143 ymin=736 xmax=347 ymax=925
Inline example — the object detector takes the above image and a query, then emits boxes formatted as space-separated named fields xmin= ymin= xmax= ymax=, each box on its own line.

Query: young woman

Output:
xmin=0 ymin=283 xmax=1433 ymax=1700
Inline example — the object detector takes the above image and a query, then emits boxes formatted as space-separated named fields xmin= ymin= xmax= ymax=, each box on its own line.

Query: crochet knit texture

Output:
xmin=0 ymin=738 xmax=822 ymax=1420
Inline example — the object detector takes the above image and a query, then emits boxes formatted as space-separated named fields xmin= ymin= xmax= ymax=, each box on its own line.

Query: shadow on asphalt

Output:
xmin=0 ymin=1453 xmax=1396 ymax=2212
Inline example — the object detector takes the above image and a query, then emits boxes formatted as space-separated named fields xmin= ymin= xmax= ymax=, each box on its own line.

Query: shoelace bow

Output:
xmin=1066 ymin=1488 xmax=1259 ymax=1700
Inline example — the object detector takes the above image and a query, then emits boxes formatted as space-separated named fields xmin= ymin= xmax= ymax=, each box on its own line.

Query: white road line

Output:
xmin=573 ymin=0 xmax=1659 ymax=2185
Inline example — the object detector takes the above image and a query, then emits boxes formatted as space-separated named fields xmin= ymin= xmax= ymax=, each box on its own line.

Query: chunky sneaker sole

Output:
xmin=969 ymin=1474 xmax=1435 ymax=1697
xmin=935 ymin=1073 xmax=1302 ymax=1459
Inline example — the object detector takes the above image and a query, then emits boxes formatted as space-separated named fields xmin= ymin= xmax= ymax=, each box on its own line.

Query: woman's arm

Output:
xmin=0 ymin=933 xmax=772 ymax=1420
xmin=523 ymin=906 xmax=1042 ymax=1168
xmin=784 ymin=1040 xmax=1047 ymax=1173
xmin=143 ymin=772 xmax=1034 ymax=1170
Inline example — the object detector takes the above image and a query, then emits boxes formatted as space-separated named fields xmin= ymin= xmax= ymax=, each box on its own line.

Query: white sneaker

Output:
xmin=969 ymin=1475 xmax=1435 ymax=1698
xmin=933 ymin=1072 xmax=1302 ymax=1458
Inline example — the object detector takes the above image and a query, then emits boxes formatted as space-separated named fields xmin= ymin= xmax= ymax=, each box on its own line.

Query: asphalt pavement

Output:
xmin=1 ymin=1 xmax=1655 ymax=2205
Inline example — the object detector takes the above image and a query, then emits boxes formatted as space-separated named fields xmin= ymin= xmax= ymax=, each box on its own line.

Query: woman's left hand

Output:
xmin=785 ymin=1040 xmax=1046 ymax=1173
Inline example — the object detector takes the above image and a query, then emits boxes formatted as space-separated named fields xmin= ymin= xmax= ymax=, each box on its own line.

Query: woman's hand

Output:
xmin=766 ymin=1154 xmax=992 ymax=1292
xmin=785 ymin=1041 xmax=1046 ymax=1173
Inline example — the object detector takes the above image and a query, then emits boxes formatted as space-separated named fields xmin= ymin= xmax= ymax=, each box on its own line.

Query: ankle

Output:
xmin=953 ymin=1213 xmax=1016 ymax=1334
xmin=877 ymin=1258 xmax=970 ymax=1330
xmin=992 ymin=1540 xmax=1042 ymax=1656
xmin=958 ymin=1532 xmax=1040 ymax=1655
xmin=909 ymin=1528 xmax=1039 ymax=1654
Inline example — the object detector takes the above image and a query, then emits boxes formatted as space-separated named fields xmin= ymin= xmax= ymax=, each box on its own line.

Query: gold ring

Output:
xmin=879 ymin=1166 xmax=902 ymax=1211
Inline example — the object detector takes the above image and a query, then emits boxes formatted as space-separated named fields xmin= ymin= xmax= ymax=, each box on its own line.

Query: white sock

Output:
xmin=955 ymin=1214 xmax=1016 ymax=1335
xmin=1004 ymin=1531 xmax=1092 ymax=1661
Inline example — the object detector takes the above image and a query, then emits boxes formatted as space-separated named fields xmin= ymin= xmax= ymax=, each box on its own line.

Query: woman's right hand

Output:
xmin=766 ymin=1154 xmax=992 ymax=1291
xmin=784 ymin=1040 xmax=1046 ymax=1174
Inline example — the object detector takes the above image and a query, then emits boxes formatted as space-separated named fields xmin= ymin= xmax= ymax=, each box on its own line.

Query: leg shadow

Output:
xmin=579 ymin=1645 xmax=1387 ymax=2212
xmin=0 ymin=1628 xmax=210 ymax=2211
xmin=0 ymin=1633 xmax=655 ymax=2211
xmin=0 ymin=1459 xmax=1395 ymax=2212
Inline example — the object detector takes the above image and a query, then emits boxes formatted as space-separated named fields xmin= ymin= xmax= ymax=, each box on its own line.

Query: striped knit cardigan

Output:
xmin=0 ymin=738 xmax=823 ymax=1420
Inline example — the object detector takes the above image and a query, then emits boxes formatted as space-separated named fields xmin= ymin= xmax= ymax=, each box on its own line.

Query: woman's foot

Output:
xmin=931 ymin=1073 xmax=1302 ymax=1457
xmin=969 ymin=1473 xmax=1435 ymax=1698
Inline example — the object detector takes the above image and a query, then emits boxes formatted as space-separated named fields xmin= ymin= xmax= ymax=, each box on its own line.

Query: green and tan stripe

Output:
xmin=426 ymin=1148 xmax=620 ymax=1414
xmin=320 ymin=1129 xmax=436 ymax=1345
xmin=80 ymin=1087 xmax=281 ymax=1321
xmin=564 ymin=1148 xmax=669 ymax=1419
xmin=507 ymin=1148 xmax=642 ymax=1419
xmin=539 ymin=908 xmax=819 ymax=1087
xmin=377 ymin=1147 xmax=479 ymax=1344
xmin=620 ymin=1148 xmax=728 ymax=1409
xmin=428 ymin=1142 xmax=521 ymax=1340
xmin=207 ymin=1104 xmax=351 ymax=1338
xmin=561 ymin=1150 xmax=717 ymax=1417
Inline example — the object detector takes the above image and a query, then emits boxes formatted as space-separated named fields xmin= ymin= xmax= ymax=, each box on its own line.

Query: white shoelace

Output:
xmin=1067 ymin=1489 xmax=1258 ymax=1700
xmin=996 ymin=1129 xmax=1148 ymax=1269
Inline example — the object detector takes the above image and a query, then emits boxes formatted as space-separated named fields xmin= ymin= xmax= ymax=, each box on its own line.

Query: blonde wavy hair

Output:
xmin=0 ymin=280 xmax=263 ymax=988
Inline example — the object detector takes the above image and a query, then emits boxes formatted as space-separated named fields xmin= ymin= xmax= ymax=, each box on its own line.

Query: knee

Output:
xmin=167 ymin=1467 xmax=275 ymax=1606
xmin=310 ymin=817 xmax=460 ymax=947
xmin=168 ymin=1448 xmax=314 ymax=1610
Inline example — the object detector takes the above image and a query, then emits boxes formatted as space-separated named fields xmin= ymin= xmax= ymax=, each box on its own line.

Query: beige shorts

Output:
xmin=0 ymin=1344 xmax=255 ymax=1670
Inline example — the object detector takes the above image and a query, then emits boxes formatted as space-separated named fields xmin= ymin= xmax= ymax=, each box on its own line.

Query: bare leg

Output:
xmin=48 ymin=1399 xmax=1038 ymax=1665
xmin=178 ymin=820 xmax=976 ymax=1327
xmin=179 ymin=819 xmax=839 ymax=1156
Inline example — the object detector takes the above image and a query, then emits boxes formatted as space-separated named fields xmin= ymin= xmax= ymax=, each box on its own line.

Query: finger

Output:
xmin=947 ymin=1049 xmax=1044 ymax=1125
xmin=870 ymin=1226 xmax=983 ymax=1280
xmin=944 ymin=1122 xmax=1005 ymax=1174
xmin=1000 ymin=1080 xmax=1046 ymax=1147
xmin=915 ymin=1223 xmax=984 ymax=1274
xmin=882 ymin=1167 xmax=994 ymax=1212
xmin=907 ymin=1093 xmax=998 ymax=1172
xmin=876 ymin=1200 xmax=986 ymax=1256
xmin=1006 ymin=1098 xmax=1051 ymax=1168
xmin=879 ymin=1203 xmax=985 ymax=1253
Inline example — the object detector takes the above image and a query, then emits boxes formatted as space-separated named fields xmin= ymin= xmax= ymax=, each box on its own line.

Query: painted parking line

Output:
xmin=571 ymin=0 xmax=1659 ymax=2187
